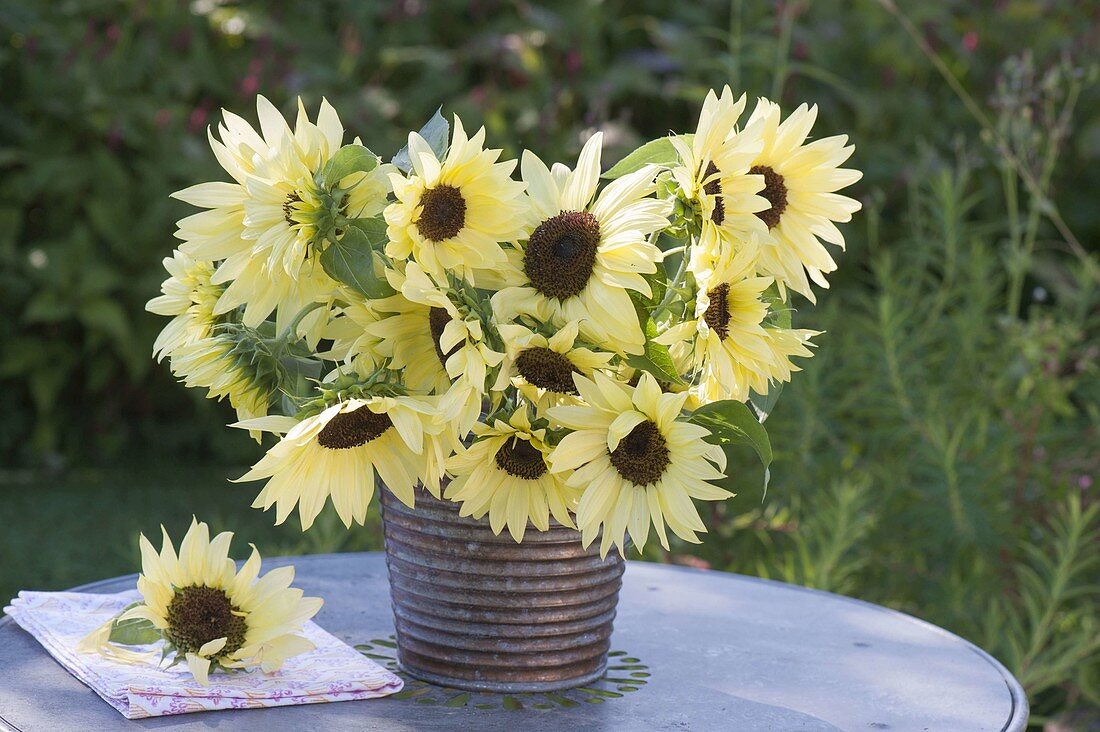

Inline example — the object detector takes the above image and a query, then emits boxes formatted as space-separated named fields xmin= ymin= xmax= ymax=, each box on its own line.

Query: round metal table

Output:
xmin=0 ymin=552 xmax=1027 ymax=731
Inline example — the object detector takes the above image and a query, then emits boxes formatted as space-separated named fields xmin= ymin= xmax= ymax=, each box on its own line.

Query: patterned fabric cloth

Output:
xmin=4 ymin=590 xmax=403 ymax=719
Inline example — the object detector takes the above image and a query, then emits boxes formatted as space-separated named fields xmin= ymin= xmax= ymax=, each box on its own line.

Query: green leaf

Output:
xmin=749 ymin=384 xmax=783 ymax=422
xmin=392 ymin=108 xmax=449 ymax=173
xmin=644 ymin=259 xmax=668 ymax=307
xmin=79 ymin=298 xmax=132 ymax=354
xmin=624 ymin=320 xmax=682 ymax=385
xmin=280 ymin=355 xmax=323 ymax=400
xmin=85 ymin=196 xmax=128 ymax=242
xmin=603 ymin=134 xmax=692 ymax=180
xmin=749 ymin=285 xmax=790 ymax=421
xmin=23 ymin=291 xmax=71 ymax=323
xmin=761 ymin=283 xmax=793 ymax=330
xmin=345 ymin=216 xmax=390 ymax=243
xmin=108 ymin=604 xmax=161 ymax=646
xmin=624 ymin=288 xmax=682 ymax=385
xmin=320 ymin=222 xmax=396 ymax=299
xmin=689 ymin=399 xmax=773 ymax=470
xmin=320 ymin=144 xmax=378 ymax=189
xmin=29 ymin=368 xmax=68 ymax=415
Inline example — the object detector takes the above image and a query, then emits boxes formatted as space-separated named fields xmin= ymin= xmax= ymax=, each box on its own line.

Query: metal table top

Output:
xmin=0 ymin=552 xmax=1027 ymax=731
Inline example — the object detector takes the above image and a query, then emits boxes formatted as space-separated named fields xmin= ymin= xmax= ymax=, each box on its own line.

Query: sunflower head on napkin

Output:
xmin=79 ymin=517 xmax=322 ymax=685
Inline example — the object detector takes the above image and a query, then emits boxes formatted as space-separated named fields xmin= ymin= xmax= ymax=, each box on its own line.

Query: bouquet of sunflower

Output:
xmin=150 ymin=88 xmax=860 ymax=558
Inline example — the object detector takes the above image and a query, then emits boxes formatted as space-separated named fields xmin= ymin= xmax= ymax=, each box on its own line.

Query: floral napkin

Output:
xmin=4 ymin=590 xmax=403 ymax=719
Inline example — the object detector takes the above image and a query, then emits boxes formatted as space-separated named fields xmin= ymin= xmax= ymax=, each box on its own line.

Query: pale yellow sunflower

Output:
xmin=174 ymin=95 xmax=391 ymax=342
xmin=670 ymin=86 xmax=770 ymax=271
xmin=105 ymin=518 xmax=322 ymax=685
xmin=323 ymin=296 xmax=386 ymax=380
xmin=146 ymin=250 xmax=222 ymax=362
xmin=547 ymin=372 xmax=729 ymax=557
xmin=362 ymin=292 xmax=451 ymax=395
xmin=657 ymin=243 xmax=817 ymax=404
xmin=367 ymin=264 xmax=502 ymax=412
xmin=741 ymin=98 xmax=862 ymax=301
xmin=384 ymin=115 xmax=528 ymax=280
xmin=364 ymin=278 xmax=489 ymax=445
xmin=493 ymin=320 xmax=613 ymax=412
xmin=444 ymin=408 xmax=580 ymax=543
xmin=491 ymin=132 xmax=671 ymax=356
xmin=234 ymin=396 xmax=449 ymax=529
xmin=169 ymin=335 xmax=272 ymax=432
xmin=436 ymin=382 xmax=486 ymax=453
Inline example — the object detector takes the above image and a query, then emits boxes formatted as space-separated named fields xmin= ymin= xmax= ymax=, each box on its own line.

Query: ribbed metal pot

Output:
xmin=379 ymin=486 xmax=625 ymax=692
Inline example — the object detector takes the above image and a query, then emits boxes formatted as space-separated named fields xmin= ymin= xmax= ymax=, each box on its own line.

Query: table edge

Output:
xmin=0 ymin=551 xmax=1029 ymax=732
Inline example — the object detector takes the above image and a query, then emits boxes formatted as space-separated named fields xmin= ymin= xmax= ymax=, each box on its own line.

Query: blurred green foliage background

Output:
xmin=1 ymin=1 xmax=1098 ymax=727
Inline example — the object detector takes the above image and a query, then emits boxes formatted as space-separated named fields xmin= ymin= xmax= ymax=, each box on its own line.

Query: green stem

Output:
xmin=880 ymin=297 xmax=915 ymax=423
xmin=656 ymin=245 xmax=690 ymax=315
xmin=727 ymin=0 xmax=743 ymax=91
xmin=1002 ymin=164 xmax=1023 ymax=317
xmin=770 ymin=2 xmax=798 ymax=101
xmin=1009 ymin=75 xmax=1082 ymax=317
xmin=1018 ymin=503 xmax=1086 ymax=673
xmin=279 ymin=301 xmax=326 ymax=343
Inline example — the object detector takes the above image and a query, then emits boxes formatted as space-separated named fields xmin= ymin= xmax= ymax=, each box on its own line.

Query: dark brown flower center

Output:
xmin=417 ymin=184 xmax=467 ymax=242
xmin=316 ymin=406 xmax=393 ymax=449
xmin=703 ymin=282 xmax=731 ymax=340
xmin=750 ymin=165 xmax=788 ymax=229
xmin=428 ymin=306 xmax=461 ymax=368
xmin=165 ymin=585 xmax=247 ymax=657
xmin=283 ymin=192 xmax=302 ymax=225
xmin=703 ymin=162 xmax=724 ymax=226
xmin=494 ymin=436 xmax=548 ymax=480
xmin=609 ymin=419 xmax=670 ymax=486
xmin=514 ymin=347 xmax=580 ymax=394
xmin=524 ymin=210 xmax=601 ymax=301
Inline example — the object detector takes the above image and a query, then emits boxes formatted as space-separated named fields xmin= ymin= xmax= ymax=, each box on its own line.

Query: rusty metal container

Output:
xmin=379 ymin=486 xmax=625 ymax=692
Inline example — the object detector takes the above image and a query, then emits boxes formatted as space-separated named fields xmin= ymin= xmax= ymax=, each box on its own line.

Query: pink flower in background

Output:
xmin=565 ymin=49 xmax=582 ymax=75
xmin=188 ymin=107 xmax=208 ymax=134
xmin=106 ymin=124 xmax=123 ymax=150
xmin=239 ymin=75 xmax=260 ymax=96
